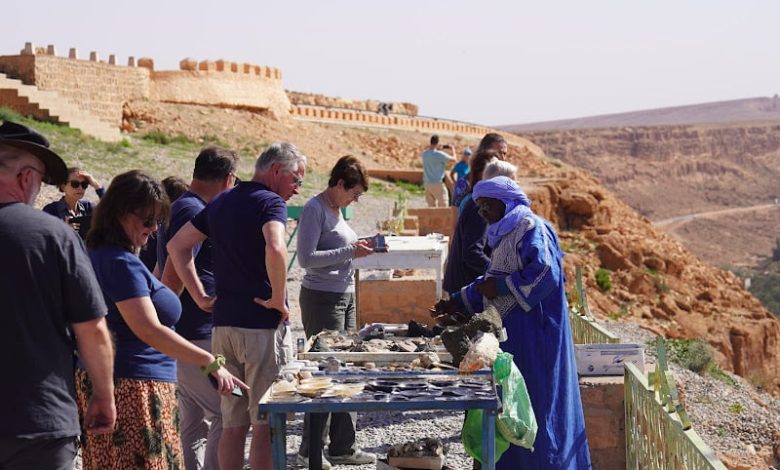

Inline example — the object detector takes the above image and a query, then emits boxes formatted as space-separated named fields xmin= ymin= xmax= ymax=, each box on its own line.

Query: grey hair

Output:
xmin=483 ymin=160 xmax=517 ymax=180
xmin=255 ymin=142 xmax=307 ymax=173
xmin=0 ymin=144 xmax=34 ymax=172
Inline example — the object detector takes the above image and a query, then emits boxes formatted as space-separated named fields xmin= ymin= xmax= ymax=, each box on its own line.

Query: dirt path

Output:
xmin=653 ymin=203 xmax=779 ymax=231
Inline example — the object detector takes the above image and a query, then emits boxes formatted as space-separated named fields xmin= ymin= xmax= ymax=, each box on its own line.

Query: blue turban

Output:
xmin=472 ymin=176 xmax=533 ymax=247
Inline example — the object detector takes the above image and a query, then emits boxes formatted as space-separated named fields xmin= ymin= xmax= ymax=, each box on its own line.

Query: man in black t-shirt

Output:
xmin=0 ymin=121 xmax=116 ymax=469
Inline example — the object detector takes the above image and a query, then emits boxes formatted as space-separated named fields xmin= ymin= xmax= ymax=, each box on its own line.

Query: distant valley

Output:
xmin=502 ymin=97 xmax=780 ymax=270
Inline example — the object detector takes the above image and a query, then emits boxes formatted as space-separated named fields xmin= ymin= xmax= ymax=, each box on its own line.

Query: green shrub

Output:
xmin=142 ymin=130 xmax=194 ymax=146
xmin=0 ymin=106 xmax=23 ymax=122
xmin=728 ymin=403 xmax=743 ymax=414
xmin=607 ymin=303 xmax=629 ymax=321
xmin=595 ymin=268 xmax=612 ymax=292
xmin=709 ymin=365 xmax=739 ymax=387
xmin=746 ymin=272 xmax=780 ymax=317
xmin=394 ymin=180 xmax=424 ymax=195
xmin=665 ymin=338 xmax=714 ymax=374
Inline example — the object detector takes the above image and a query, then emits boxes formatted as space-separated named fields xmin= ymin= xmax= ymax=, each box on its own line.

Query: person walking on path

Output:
xmin=0 ymin=121 xmax=115 ymax=469
xmin=168 ymin=142 xmax=305 ymax=470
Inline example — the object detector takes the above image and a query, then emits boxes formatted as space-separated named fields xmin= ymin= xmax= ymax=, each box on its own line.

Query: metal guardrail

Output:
xmin=624 ymin=340 xmax=727 ymax=469
xmin=569 ymin=267 xmax=620 ymax=344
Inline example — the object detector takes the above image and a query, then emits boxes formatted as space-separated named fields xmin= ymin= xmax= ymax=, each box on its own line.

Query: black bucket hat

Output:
xmin=0 ymin=121 xmax=67 ymax=185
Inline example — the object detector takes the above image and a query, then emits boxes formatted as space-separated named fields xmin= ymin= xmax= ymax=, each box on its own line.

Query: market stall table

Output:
xmin=352 ymin=235 xmax=448 ymax=324
xmin=258 ymin=370 xmax=499 ymax=470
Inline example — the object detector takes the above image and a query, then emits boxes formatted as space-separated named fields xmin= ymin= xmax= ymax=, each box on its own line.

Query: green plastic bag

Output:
xmin=461 ymin=408 xmax=510 ymax=464
xmin=494 ymin=352 xmax=537 ymax=449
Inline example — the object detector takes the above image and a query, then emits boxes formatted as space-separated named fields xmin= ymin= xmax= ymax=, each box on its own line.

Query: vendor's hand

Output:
xmin=353 ymin=240 xmax=373 ymax=258
xmin=476 ymin=277 xmax=498 ymax=300
xmin=430 ymin=299 xmax=468 ymax=326
xmin=68 ymin=221 xmax=81 ymax=232
xmin=83 ymin=396 xmax=116 ymax=435
xmin=254 ymin=296 xmax=290 ymax=324
xmin=432 ymin=298 xmax=459 ymax=316
xmin=194 ymin=293 xmax=216 ymax=313
xmin=211 ymin=367 xmax=249 ymax=396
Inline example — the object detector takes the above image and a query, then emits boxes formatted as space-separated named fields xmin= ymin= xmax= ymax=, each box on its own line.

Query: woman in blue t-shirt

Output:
xmin=75 ymin=170 xmax=247 ymax=470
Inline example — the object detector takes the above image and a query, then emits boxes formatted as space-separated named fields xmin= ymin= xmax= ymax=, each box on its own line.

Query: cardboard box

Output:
xmin=575 ymin=343 xmax=645 ymax=376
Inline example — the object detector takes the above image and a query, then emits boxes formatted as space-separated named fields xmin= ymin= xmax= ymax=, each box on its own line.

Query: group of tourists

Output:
xmin=1 ymin=117 xmax=589 ymax=470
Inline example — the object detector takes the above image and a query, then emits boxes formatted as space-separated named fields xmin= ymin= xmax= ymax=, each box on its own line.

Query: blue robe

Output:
xmin=460 ymin=215 xmax=591 ymax=469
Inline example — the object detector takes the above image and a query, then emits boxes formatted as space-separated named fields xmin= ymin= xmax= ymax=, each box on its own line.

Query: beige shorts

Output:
xmin=424 ymin=182 xmax=449 ymax=207
xmin=211 ymin=324 xmax=293 ymax=426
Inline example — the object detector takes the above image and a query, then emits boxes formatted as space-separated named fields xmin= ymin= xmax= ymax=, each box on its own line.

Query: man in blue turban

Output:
xmin=439 ymin=176 xmax=592 ymax=469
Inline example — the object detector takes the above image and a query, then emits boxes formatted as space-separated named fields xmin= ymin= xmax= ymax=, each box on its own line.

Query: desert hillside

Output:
xmin=122 ymin=101 xmax=780 ymax=394
xmin=502 ymin=95 xmax=780 ymax=131
xmin=511 ymin=121 xmax=780 ymax=270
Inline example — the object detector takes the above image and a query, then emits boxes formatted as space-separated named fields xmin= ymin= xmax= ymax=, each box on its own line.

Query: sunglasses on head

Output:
xmin=134 ymin=212 xmax=165 ymax=228
xmin=69 ymin=180 xmax=89 ymax=189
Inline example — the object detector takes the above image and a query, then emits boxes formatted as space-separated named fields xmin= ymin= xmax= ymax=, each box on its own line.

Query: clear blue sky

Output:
xmin=6 ymin=0 xmax=779 ymax=126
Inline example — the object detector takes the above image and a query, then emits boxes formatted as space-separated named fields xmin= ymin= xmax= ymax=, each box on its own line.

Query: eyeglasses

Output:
xmin=133 ymin=212 xmax=165 ymax=228
xmin=350 ymin=189 xmax=364 ymax=201
xmin=285 ymin=170 xmax=304 ymax=188
xmin=69 ymin=180 xmax=89 ymax=189
xmin=231 ymin=173 xmax=241 ymax=187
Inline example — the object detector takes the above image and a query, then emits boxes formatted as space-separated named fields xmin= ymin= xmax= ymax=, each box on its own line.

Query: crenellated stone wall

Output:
xmin=149 ymin=58 xmax=291 ymax=118
xmin=290 ymin=105 xmax=492 ymax=136
xmin=0 ymin=43 xmax=291 ymax=127
xmin=0 ymin=47 xmax=149 ymax=126
xmin=0 ymin=42 xmax=491 ymax=136
xmin=287 ymin=90 xmax=418 ymax=116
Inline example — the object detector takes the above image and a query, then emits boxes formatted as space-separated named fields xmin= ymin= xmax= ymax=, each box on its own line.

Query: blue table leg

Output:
xmin=482 ymin=409 xmax=496 ymax=470
xmin=270 ymin=412 xmax=287 ymax=470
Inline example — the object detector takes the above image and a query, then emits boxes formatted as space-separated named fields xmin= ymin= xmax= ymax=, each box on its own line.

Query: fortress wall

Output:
xmin=149 ymin=59 xmax=291 ymax=118
xmin=0 ymin=49 xmax=150 ymax=127
xmin=287 ymin=90 xmax=419 ymax=116
xmin=290 ymin=105 xmax=491 ymax=136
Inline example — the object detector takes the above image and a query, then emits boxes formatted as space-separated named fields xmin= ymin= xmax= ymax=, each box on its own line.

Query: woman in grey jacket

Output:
xmin=295 ymin=155 xmax=376 ymax=468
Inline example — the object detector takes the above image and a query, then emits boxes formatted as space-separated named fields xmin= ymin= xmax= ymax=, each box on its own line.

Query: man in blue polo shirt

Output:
xmin=167 ymin=142 xmax=305 ymax=470
xmin=159 ymin=146 xmax=239 ymax=470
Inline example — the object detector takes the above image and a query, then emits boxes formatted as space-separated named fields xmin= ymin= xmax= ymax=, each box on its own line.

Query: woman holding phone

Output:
xmin=295 ymin=155 xmax=376 ymax=468
xmin=76 ymin=170 xmax=247 ymax=470
xmin=43 ymin=166 xmax=104 ymax=238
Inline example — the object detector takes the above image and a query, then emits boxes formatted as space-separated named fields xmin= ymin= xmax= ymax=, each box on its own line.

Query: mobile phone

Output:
xmin=360 ymin=235 xmax=387 ymax=253
xmin=208 ymin=374 xmax=243 ymax=397
xmin=68 ymin=215 xmax=92 ymax=239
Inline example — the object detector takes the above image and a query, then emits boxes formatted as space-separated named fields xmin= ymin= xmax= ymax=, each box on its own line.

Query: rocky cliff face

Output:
xmin=525 ymin=169 xmax=780 ymax=393
xmin=520 ymin=122 xmax=780 ymax=220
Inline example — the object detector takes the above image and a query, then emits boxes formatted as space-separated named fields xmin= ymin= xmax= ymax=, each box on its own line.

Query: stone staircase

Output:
xmin=0 ymin=73 xmax=121 ymax=142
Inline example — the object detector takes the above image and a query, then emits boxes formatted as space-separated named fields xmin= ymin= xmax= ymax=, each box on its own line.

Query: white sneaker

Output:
xmin=296 ymin=452 xmax=332 ymax=469
xmin=328 ymin=450 xmax=377 ymax=465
